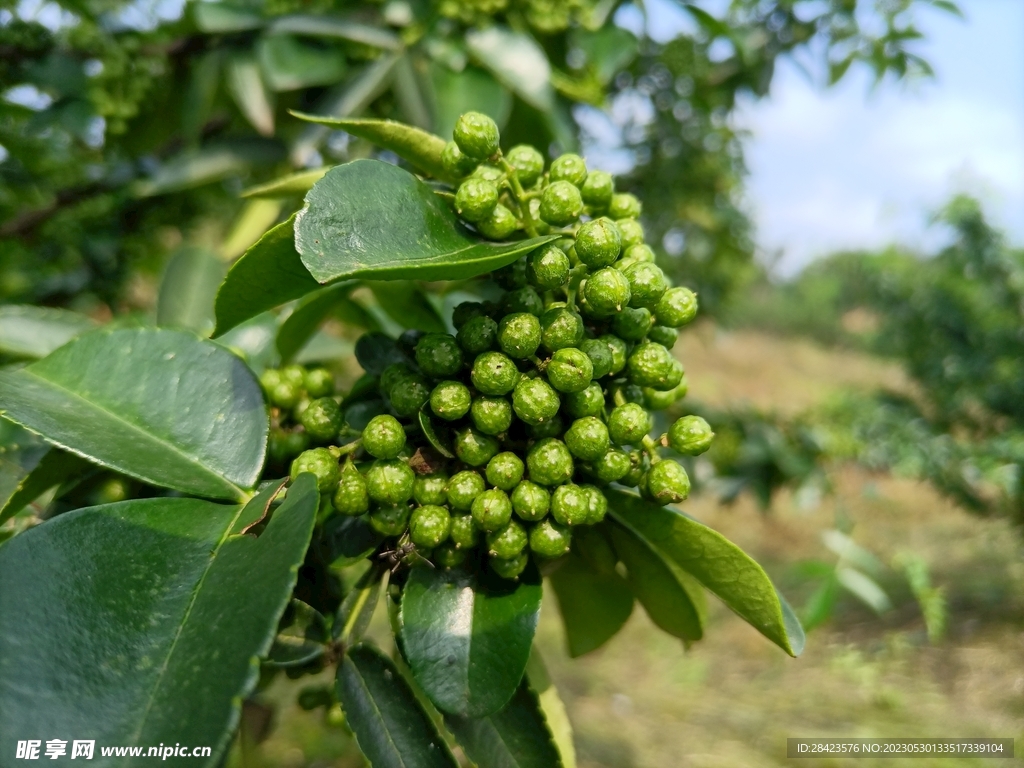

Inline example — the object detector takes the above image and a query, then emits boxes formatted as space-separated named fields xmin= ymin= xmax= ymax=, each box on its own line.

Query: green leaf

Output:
xmin=241 ymin=168 xmax=330 ymax=198
xmin=334 ymin=563 xmax=386 ymax=644
xmin=293 ymin=330 xmax=354 ymax=364
xmin=354 ymin=332 xmax=406 ymax=375
xmin=0 ymin=328 xmax=268 ymax=501
xmin=269 ymin=14 xmax=403 ymax=50
xmin=606 ymin=489 xmax=805 ymax=656
xmin=0 ymin=448 xmax=89 ymax=526
xmin=276 ymin=282 xmax=362 ymax=363
xmin=394 ymin=54 xmax=433 ymax=131
xmin=296 ymin=160 xmax=557 ymax=283
xmin=400 ymin=564 xmax=542 ymax=717
xmin=607 ymin=521 xmax=706 ymax=642
xmin=525 ymin=650 xmax=576 ymax=768
xmin=258 ymin=34 xmax=347 ymax=92
xmin=267 ymin=599 xmax=330 ymax=668
xmin=573 ymin=27 xmax=638 ymax=84
xmin=336 ymin=644 xmax=459 ymax=768
xmin=227 ymin=53 xmax=275 ymax=136
xmin=368 ymin=281 xmax=447 ymax=333
xmin=193 ymin=2 xmax=264 ymax=32
xmin=0 ymin=474 xmax=318 ymax=762
xmin=220 ymin=198 xmax=286 ymax=261
xmin=0 ymin=425 xmax=49 ymax=519
xmin=213 ymin=214 xmax=322 ymax=336
xmin=444 ymin=680 xmax=563 ymax=768
xmin=548 ymin=549 xmax=633 ymax=657
xmin=320 ymin=513 xmax=384 ymax=568
xmin=427 ymin=63 xmax=512 ymax=142
xmin=157 ymin=246 xmax=227 ymax=334
xmin=800 ymin=573 xmax=839 ymax=632
xmin=465 ymin=26 xmax=555 ymax=111
xmin=289 ymin=115 xmax=451 ymax=181
xmin=134 ymin=141 xmax=284 ymax=197
xmin=418 ymin=409 xmax=455 ymax=459
xmin=835 ymin=566 xmax=892 ymax=614
xmin=215 ymin=312 xmax=280 ymax=374
xmin=0 ymin=305 xmax=97 ymax=359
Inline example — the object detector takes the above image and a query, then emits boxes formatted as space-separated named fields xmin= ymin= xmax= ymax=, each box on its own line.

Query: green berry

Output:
xmin=619 ymin=449 xmax=648 ymax=487
xmin=565 ymin=416 xmax=611 ymax=461
xmin=615 ymin=218 xmax=644 ymax=248
xmin=455 ymin=178 xmax=499 ymax=222
xmin=655 ymin=287 xmax=698 ymax=327
xmin=409 ymin=505 xmax=451 ymax=548
xmin=609 ymin=381 xmax=645 ymax=405
xmin=609 ymin=192 xmax=641 ymax=219
xmin=622 ymin=262 xmax=668 ymax=309
xmin=281 ymin=430 xmax=310 ymax=460
xmin=623 ymin=243 xmax=656 ymax=263
xmin=413 ymin=473 xmax=448 ymax=506
xmin=416 ymin=333 xmax=464 ymax=379
xmin=449 ymin=513 xmax=479 ymax=549
xmin=365 ymin=459 xmax=415 ymax=505
xmin=575 ymin=218 xmax=622 ymax=268
xmin=506 ymin=144 xmax=545 ymax=186
xmin=643 ymin=382 xmax=686 ymax=410
xmin=490 ymin=551 xmax=528 ymax=580
xmin=457 ymin=315 xmax=498 ymax=355
xmin=270 ymin=380 xmax=300 ymax=409
xmin=611 ymin=306 xmax=653 ymax=341
xmin=291 ymin=448 xmax=340 ymax=493
xmin=539 ymin=180 xmax=584 ymax=226
xmin=539 ymin=305 xmax=584 ymax=351
xmin=494 ymin=258 xmax=528 ymax=290
xmin=362 ymin=414 xmax=406 ymax=459
xmin=487 ymin=519 xmax=528 ymax=558
xmin=668 ymin=415 xmax=715 ymax=455
xmin=600 ymin=334 xmax=628 ymax=375
xmin=454 ymin=111 xmax=500 ymax=159
xmin=648 ymin=325 xmax=678 ymax=348
xmin=593 ymin=449 xmax=631 ymax=483
xmin=471 ymin=488 xmax=513 ymax=532
xmin=447 ymin=470 xmax=485 ymax=511
xmin=332 ymin=462 xmax=370 ymax=516
xmin=645 ymin=460 xmax=691 ymax=505
xmin=501 ymin=286 xmax=544 ymax=316
xmin=529 ymin=518 xmax=571 ymax=558
xmin=528 ymin=415 xmax=564 ymax=440
xmin=581 ymin=171 xmax=614 ymax=208
xmin=430 ymin=381 xmax=472 ymax=421
xmin=434 ymin=541 xmax=468 ymax=568
xmin=512 ymin=376 xmax=561 ymax=425
xmin=583 ymin=267 xmax=631 ymax=316
xmin=280 ymin=365 xmax=306 ymax=388
xmin=579 ymin=338 xmax=614 ymax=379
xmin=472 ymin=164 xmax=504 ymax=182
xmin=442 ymin=140 xmax=478 ymax=177
xmin=477 ymin=204 xmax=517 ymax=239
xmin=608 ymin=403 xmax=651 ymax=445
xmin=581 ymin=485 xmax=608 ymax=524
xmin=549 ymin=153 xmax=587 ymax=186
xmin=471 ymin=395 xmax=513 ymax=435
xmin=299 ymin=397 xmax=343 ymax=442
xmin=526 ymin=438 xmax=574 ymax=486
xmin=486 ymin=451 xmax=525 ymax=491
xmin=455 ymin=427 xmax=500 ymax=467
xmin=389 ymin=375 xmax=431 ymax=417
xmin=304 ymin=368 xmax=335 ymax=398
xmin=563 ymin=382 xmax=605 ymax=418
xmin=551 ymin=483 xmax=589 ymax=526
xmin=497 ymin=312 xmax=542 ymax=359
xmin=452 ymin=301 xmax=488 ymax=329
xmin=511 ymin=480 xmax=550 ymax=521
xmin=260 ymin=368 xmax=282 ymax=394
xmin=380 ymin=363 xmax=416 ymax=394
xmin=369 ymin=504 xmax=410 ymax=537
xmin=527 ymin=245 xmax=571 ymax=290
xmin=627 ymin=342 xmax=683 ymax=391
xmin=471 ymin=351 xmax=519 ymax=395
xmin=546 ymin=347 xmax=593 ymax=393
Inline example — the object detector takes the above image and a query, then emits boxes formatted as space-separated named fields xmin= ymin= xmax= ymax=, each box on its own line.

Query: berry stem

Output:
xmin=329 ymin=439 xmax=362 ymax=459
xmin=642 ymin=435 xmax=662 ymax=463
xmin=497 ymin=156 xmax=539 ymax=238
xmin=612 ymin=389 xmax=627 ymax=408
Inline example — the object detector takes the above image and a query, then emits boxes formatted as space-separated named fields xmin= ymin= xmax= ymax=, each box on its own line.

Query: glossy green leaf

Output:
xmin=214 ymin=312 xmax=280 ymax=374
xmin=800 ymin=573 xmax=840 ymax=632
xmin=0 ymin=474 xmax=318 ymax=763
xmin=213 ymin=214 xmax=322 ymax=336
xmin=394 ymin=54 xmax=433 ymax=130
xmin=134 ymin=141 xmax=284 ymax=197
xmin=0 ymin=448 xmax=89 ymax=526
xmin=548 ymin=549 xmax=633 ymax=657
xmin=418 ymin=409 xmax=455 ymax=459
xmin=227 ymin=53 xmax=275 ymax=136
xmin=193 ymin=2 xmax=263 ymax=32
xmin=368 ymin=281 xmax=447 ymax=333
xmin=444 ymin=680 xmax=562 ymax=768
xmin=573 ymin=27 xmax=639 ymax=84
xmin=336 ymin=644 xmax=458 ymax=768
xmin=289 ymin=115 xmax=451 ymax=181
xmin=241 ymin=167 xmax=330 ymax=198
xmin=400 ymin=564 xmax=542 ymax=717
xmin=0 ymin=423 xmax=48 ymax=519
xmin=343 ymin=400 xmax=388 ymax=433
xmin=606 ymin=489 xmax=805 ymax=656
xmin=220 ymin=198 xmax=285 ymax=261
xmin=267 ymin=599 xmax=330 ymax=668
xmin=354 ymin=332 xmax=406 ymax=375
xmin=293 ymin=330 xmax=353 ymax=364
xmin=269 ymin=14 xmax=402 ymax=50
xmin=334 ymin=564 xmax=386 ymax=644
xmin=295 ymin=160 xmax=557 ymax=283
xmin=276 ymin=282 xmax=362 ymax=363
xmin=466 ymin=27 xmax=555 ymax=111
xmin=258 ymin=34 xmax=347 ymax=92
xmin=0 ymin=305 xmax=97 ymax=359
xmin=157 ymin=246 xmax=226 ymax=334
xmin=0 ymin=328 xmax=268 ymax=501
xmin=320 ymin=513 xmax=383 ymax=568
xmin=607 ymin=521 xmax=706 ymax=642
xmin=525 ymin=651 xmax=576 ymax=768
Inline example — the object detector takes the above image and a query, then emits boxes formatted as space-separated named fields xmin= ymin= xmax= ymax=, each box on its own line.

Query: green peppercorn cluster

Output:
xmin=262 ymin=112 xmax=716 ymax=581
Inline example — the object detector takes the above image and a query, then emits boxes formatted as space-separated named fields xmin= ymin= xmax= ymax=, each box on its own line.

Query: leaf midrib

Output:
xmin=349 ymin=656 xmax=410 ymax=768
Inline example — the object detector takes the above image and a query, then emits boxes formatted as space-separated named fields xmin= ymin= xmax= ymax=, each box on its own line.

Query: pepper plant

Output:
xmin=0 ymin=113 xmax=804 ymax=766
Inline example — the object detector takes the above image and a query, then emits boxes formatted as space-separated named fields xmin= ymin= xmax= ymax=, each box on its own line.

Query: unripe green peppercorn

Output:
xmin=600 ymin=334 xmax=628 ymax=375
xmin=260 ymin=368 xmax=281 ymax=394
xmin=452 ymin=301 xmax=488 ymax=329
xmin=497 ymin=312 xmax=542 ymax=359
xmin=551 ymin=483 xmax=589 ymax=526
xmin=471 ymin=351 xmax=519 ymax=395
xmin=623 ymin=262 xmax=668 ymax=309
xmin=365 ymin=459 xmax=415 ymax=505
xmin=581 ymin=170 xmax=614 ymax=208
xmin=645 ymin=460 xmax=691 ymax=505
xmin=616 ymin=218 xmax=644 ymax=248
xmin=506 ymin=144 xmax=545 ymax=186
xmin=563 ymin=382 xmax=605 ymax=418
xmin=593 ymin=449 xmax=632 ymax=483
xmin=501 ymin=286 xmax=544 ymax=316
xmin=655 ymin=286 xmax=699 ymax=327
xmin=280 ymin=365 xmax=306 ymax=389
xmin=409 ymin=505 xmax=451 ymax=548
xmin=304 ymin=368 xmax=334 ymax=398
xmin=583 ymin=267 xmax=632 ymax=315
xmin=575 ymin=218 xmax=622 ymax=268
xmin=449 ymin=513 xmax=479 ymax=549
xmin=582 ymin=484 xmax=608 ymax=524
xmin=623 ymin=243 xmax=656 ymax=263
xmin=472 ymin=164 xmax=504 ymax=182
xmin=434 ymin=541 xmax=468 ymax=568
xmin=668 ymin=415 xmax=715 ymax=455
xmin=471 ymin=395 xmax=513 ymax=435
xmin=477 ymin=204 xmax=518 ymax=240
xmin=539 ymin=181 xmax=584 ymax=226
xmin=643 ymin=380 xmax=686 ymax=410
xmin=540 ymin=305 xmax=584 ymax=351
xmin=487 ymin=519 xmax=528 ymax=558
xmin=579 ymin=338 xmax=614 ymax=379
xmin=512 ymin=376 xmax=561 ymax=425
xmin=493 ymin=258 xmax=528 ymax=290
xmin=490 ymin=551 xmax=528 ymax=580
xmin=627 ymin=342 xmax=682 ymax=391
xmin=447 ymin=470 xmax=485 ymax=511
xmin=546 ymin=347 xmax=593 ymax=393
xmin=380 ymin=363 xmax=416 ymax=395
xmin=455 ymin=427 xmax=500 ymax=467
xmin=648 ymin=325 xmax=679 ymax=348
xmin=609 ymin=192 xmax=641 ymax=219
xmin=291 ymin=448 xmax=340 ymax=492
xmin=609 ymin=381 xmax=645 ymax=405
xmin=454 ymin=111 xmax=500 ymax=159
xmin=530 ymin=519 xmax=572 ymax=558
xmin=369 ymin=504 xmax=410 ymax=537
xmin=362 ymin=414 xmax=406 ymax=459
xmin=442 ymin=140 xmax=478 ymax=177
xmin=620 ymin=449 xmax=648 ymax=487
xmin=455 ymin=178 xmax=499 ymax=222
xmin=528 ymin=415 xmax=564 ymax=440
xmin=609 ymin=402 xmax=652 ymax=445
xmin=333 ymin=462 xmax=370 ymax=516
xmin=389 ymin=375 xmax=431 ymax=417
xmin=415 ymin=333 xmax=464 ymax=379
xmin=565 ymin=416 xmax=611 ymax=461
xmin=472 ymin=488 xmax=513 ymax=532
xmin=430 ymin=381 xmax=472 ymax=421
xmin=612 ymin=306 xmax=654 ymax=341
xmin=549 ymin=153 xmax=588 ymax=186
xmin=527 ymin=245 xmax=571 ymax=290
xmin=511 ymin=480 xmax=550 ymax=521
xmin=413 ymin=472 xmax=448 ymax=506
xmin=526 ymin=438 xmax=574 ymax=486
xmin=279 ymin=430 xmax=310 ymax=460
xmin=299 ymin=397 xmax=343 ymax=442
xmin=457 ymin=314 xmax=498 ymax=355
xmin=270 ymin=380 xmax=300 ymax=409
xmin=486 ymin=451 xmax=525 ymax=491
